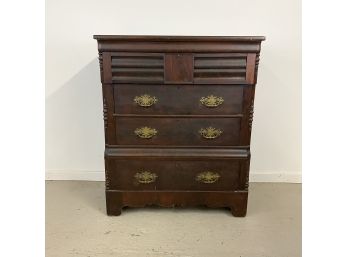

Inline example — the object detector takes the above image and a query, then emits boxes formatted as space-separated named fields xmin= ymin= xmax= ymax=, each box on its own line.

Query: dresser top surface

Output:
xmin=93 ymin=35 xmax=266 ymax=42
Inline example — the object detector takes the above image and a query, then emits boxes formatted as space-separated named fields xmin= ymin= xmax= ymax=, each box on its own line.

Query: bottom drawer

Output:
xmin=105 ymin=158 xmax=248 ymax=191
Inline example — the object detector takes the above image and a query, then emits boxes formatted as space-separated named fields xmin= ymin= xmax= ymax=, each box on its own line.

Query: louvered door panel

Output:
xmin=111 ymin=53 xmax=164 ymax=83
xmin=194 ymin=53 xmax=250 ymax=84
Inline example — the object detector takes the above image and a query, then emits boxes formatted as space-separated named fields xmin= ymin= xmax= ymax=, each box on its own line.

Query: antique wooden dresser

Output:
xmin=93 ymin=35 xmax=265 ymax=216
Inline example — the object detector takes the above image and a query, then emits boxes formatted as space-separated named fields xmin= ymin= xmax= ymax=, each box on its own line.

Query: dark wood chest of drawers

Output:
xmin=93 ymin=35 xmax=265 ymax=216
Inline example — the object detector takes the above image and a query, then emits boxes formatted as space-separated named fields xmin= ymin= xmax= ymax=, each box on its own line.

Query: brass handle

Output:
xmin=200 ymin=95 xmax=224 ymax=107
xmin=134 ymin=94 xmax=158 ymax=107
xmin=199 ymin=127 xmax=223 ymax=139
xmin=134 ymin=126 xmax=158 ymax=139
xmin=196 ymin=171 xmax=220 ymax=184
xmin=134 ymin=171 xmax=158 ymax=184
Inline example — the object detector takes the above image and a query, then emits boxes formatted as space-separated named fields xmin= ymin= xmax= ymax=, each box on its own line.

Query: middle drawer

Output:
xmin=114 ymin=84 xmax=244 ymax=115
xmin=115 ymin=117 xmax=241 ymax=146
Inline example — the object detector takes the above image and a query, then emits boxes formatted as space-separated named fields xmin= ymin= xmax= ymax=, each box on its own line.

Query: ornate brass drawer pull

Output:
xmin=200 ymin=95 xmax=224 ymax=107
xmin=134 ymin=126 xmax=158 ymax=139
xmin=196 ymin=171 xmax=220 ymax=184
xmin=199 ymin=127 xmax=223 ymax=139
xmin=134 ymin=171 xmax=158 ymax=184
xmin=134 ymin=94 xmax=158 ymax=107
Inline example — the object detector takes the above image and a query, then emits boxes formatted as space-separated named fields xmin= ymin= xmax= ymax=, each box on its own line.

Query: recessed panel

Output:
xmin=164 ymin=54 xmax=193 ymax=83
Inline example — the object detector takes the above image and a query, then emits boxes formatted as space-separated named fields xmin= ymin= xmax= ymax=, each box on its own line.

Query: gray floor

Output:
xmin=46 ymin=181 xmax=301 ymax=257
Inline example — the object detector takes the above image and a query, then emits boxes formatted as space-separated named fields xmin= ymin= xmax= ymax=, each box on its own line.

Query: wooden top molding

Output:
xmin=93 ymin=35 xmax=266 ymax=42
xmin=93 ymin=35 xmax=265 ymax=53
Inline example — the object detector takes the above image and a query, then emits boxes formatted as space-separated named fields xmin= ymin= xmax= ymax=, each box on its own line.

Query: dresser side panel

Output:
xmin=245 ymin=53 xmax=257 ymax=84
xmin=102 ymin=52 xmax=112 ymax=83
xmin=102 ymin=84 xmax=116 ymax=145
xmin=239 ymin=85 xmax=255 ymax=145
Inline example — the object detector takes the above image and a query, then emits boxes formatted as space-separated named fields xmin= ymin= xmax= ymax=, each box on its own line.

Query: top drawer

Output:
xmin=101 ymin=52 xmax=257 ymax=85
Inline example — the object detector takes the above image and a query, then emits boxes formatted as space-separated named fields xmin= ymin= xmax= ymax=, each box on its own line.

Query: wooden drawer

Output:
xmin=114 ymin=84 xmax=244 ymax=115
xmin=114 ymin=117 xmax=241 ymax=146
xmin=106 ymin=159 xmax=245 ymax=191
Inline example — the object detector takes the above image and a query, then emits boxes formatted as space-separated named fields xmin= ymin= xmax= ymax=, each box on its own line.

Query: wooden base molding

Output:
xmin=106 ymin=190 xmax=248 ymax=217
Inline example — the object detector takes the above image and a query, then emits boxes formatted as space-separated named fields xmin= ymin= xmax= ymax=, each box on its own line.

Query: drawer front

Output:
xmin=114 ymin=84 xmax=244 ymax=115
xmin=115 ymin=117 xmax=241 ymax=146
xmin=106 ymin=159 xmax=242 ymax=191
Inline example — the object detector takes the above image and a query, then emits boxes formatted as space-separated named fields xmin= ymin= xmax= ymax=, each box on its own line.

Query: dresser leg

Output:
xmin=106 ymin=191 xmax=123 ymax=216
xmin=230 ymin=197 xmax=248 ymax=217
xmin=107 ymin=205 xmax=122 ymax=216
xmin=230 ymin=206 xmax=247 ymax=217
